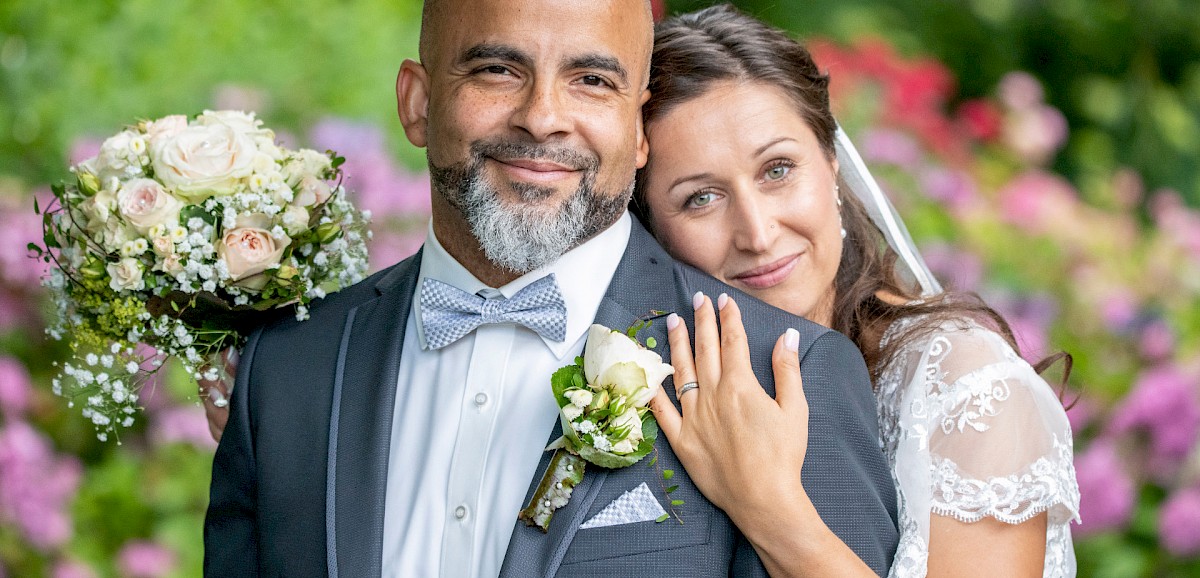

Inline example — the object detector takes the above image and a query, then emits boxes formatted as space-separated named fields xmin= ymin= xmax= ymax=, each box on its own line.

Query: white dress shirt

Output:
xmin=381 ymin=213 xmax=632 ymax=577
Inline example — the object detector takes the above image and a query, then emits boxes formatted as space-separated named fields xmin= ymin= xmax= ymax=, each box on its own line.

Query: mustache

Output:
xmin=469 ymin=139 xmax=598 ymax=172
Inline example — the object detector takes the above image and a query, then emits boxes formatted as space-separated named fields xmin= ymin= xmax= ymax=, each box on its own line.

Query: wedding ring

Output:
xmin=678 ymin=381 xmax=700 ymax=396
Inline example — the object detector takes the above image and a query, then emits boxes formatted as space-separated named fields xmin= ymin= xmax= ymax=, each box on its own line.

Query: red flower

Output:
xmin=956 ymin=99 xmax=1004 ymax=142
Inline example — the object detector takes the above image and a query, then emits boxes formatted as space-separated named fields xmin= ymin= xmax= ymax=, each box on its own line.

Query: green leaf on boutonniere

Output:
xmin=551 ymin=362 xmax=585 ymax=408
xmin=518 ymin=450 xmax=587 ymax=532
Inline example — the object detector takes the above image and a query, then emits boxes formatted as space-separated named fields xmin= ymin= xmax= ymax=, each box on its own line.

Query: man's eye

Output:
xmin=481 ymin=65 xmax=510 ymax=75
xmin=580 ymin=75 xmax=609 ymax=87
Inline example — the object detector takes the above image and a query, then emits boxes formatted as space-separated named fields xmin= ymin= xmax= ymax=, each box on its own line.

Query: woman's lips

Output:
xmin=732 ymin=254 xmax=800 ymax=290
xmin=490 ymin=157 xmax=580 ymax=183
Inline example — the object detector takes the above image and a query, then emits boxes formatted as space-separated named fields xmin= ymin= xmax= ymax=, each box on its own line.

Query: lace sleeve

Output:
xmin=917 ymin=326 xmax=1079 ymax=526
xmin=884 ymin=320 xmax=1081 ymax=577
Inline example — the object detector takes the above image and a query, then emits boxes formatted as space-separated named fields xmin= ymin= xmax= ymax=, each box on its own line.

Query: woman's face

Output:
xmin=642 ymin=81 xmax=841 ymax=325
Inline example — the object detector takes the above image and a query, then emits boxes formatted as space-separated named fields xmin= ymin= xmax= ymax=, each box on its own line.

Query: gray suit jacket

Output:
xmin=205 ymin=218 xmax=898 ymax=577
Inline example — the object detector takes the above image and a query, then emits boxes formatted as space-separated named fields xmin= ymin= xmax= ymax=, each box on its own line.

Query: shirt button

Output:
xmin=474 ymin=393 xmax=488 ymax=407
xmin=454 ymin=505 xmax=468 ymax=520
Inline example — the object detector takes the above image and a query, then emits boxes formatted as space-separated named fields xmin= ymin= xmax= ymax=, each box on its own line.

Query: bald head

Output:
xmin=419 ymin=0 xmax=654 ymax=88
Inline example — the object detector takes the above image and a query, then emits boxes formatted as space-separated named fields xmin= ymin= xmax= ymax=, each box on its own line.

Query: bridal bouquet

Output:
xmin=35 ymin=110 xmax=371 ymax=441
xmin=519 ymin=323 xmax=673 ymax=531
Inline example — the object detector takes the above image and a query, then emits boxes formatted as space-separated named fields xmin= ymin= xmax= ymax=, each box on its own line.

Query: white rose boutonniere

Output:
xmin=519 ymin=322 xmax=674 ymax=532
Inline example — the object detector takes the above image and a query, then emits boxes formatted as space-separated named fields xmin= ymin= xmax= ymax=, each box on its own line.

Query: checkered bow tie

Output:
xmin=419 ymin=274 xmax=568 ymax=350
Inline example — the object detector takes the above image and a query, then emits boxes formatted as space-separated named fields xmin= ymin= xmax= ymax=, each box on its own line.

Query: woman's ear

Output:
xmin=396 ymin=59 xmax=431 ymax=148
xmin=635 ymin=89 xmax=651 ymax=168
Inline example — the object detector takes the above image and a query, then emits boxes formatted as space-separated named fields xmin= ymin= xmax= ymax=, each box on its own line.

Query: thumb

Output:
xmin=772 ymin=328 xmax=806 ymax=411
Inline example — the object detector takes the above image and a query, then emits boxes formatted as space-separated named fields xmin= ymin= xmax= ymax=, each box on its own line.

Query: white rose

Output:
xmin=94 ymin=130 xmax=143 ymax=180
xmin=253 ymin=133 xmax=284 ymax=160
xmin=107 ymin=258 xmax=145 ymax=292
xmin=251 ymin=152 xmax=277 ymax=174
xmin=281 ymin=205 xmax=310 ymax=236
xmin=582 ymin=324 xmax=674 ymax=408
xmin=217 ymin=213 xmax=291 ymax=290
xmin=564 ymin=389 xmax=594 ymax=409
xmin=611 ymin=406 xmax=642 ymax=436
xmin=78 ymin=187 xmax=116 ymax=225
xmin=151 ymin=123 xmax=257 ymax=202
xmin=143 ymin=115 xmax=188 ymax=145
xmin=116 ymin=178 xmax=183 ymax=233
xmin=612 ymin=438 xmax=637 ymax=454
xmin=562 ymin=405 xmax=583 ymax=421
xmin=196 ymin=110 xmax=265 ymax=135
xmin=282 ymin=149 xmax=333 ymax=186
xmin=292 ymin=175 xmax=332 ymax=207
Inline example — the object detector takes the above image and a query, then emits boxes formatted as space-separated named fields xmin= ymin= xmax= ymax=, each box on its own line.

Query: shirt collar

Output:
xmin=414 ymin=212 xmax=632 ymax=357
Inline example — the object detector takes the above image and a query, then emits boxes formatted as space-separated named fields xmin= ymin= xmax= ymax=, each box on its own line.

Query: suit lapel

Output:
xmin=500 ymin=219 xmax=678 ymax=577
xmin=327 ymin=251 xmax=422 ymax=577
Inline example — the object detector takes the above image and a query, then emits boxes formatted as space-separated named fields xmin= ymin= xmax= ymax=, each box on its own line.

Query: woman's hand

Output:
xmin=648 ymin=292 xmax=810 ymax=529
xmin=199 ymin=348 xmax=237 ymax=443
xmin=648 ymin=292 xmax=878 ymax=577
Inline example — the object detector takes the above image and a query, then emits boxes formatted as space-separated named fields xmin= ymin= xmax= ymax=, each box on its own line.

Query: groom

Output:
xmin=204 ymin=0 xmax=897 ymax=575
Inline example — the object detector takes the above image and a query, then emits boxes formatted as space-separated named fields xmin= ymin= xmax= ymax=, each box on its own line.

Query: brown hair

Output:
xmin=633 ymin=4 xmax=1069 ymax=385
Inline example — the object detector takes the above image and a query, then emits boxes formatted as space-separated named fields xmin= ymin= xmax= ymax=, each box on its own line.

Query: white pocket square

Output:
xmin=579 ymin=482 xmax=666 ymax=529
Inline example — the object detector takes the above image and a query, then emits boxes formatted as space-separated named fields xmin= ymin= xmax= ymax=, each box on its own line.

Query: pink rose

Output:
xmin=116 ymin=179 xmax=183 ymax=234
xmin=218 ymin=214 xmax=290 ymax=290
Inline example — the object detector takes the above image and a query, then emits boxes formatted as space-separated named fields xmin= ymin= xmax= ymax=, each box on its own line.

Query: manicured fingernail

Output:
xmin=717 ymin=293 xmax=729 ymax=310
xmin=692 ymin=291 xmax=704 ymax=310
xmin=666 ymin=313 xmax=680 ymax=330
xmin=784 ymin=328 xmax=800 ymax=352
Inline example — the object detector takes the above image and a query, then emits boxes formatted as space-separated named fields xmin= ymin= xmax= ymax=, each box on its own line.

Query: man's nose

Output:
xmin=510 ymin=78 xmax=573 ymax=142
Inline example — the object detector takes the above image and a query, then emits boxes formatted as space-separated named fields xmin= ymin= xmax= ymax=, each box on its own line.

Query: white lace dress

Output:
xmin=875 ymin=316 xmax=1081 ymax=577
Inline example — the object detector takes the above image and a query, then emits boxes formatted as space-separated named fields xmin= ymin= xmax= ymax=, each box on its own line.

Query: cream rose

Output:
xmin=582 ymin=324 xmax=674 ymax=408
xmin=196 ymin=110 xmax=265 ymax=135
xmin=107 ymin=258 xmax=145 ymax=292
xmin=282 ymin=149 xmax=333 ymax=186
xmin=292 ymin=175 xmax=332 ymax=208
xmin=142 ymin=115 xmax=188 ymax=145
xmin=151 ymin=236 xmax=174 ymax=257
xmin=158 ymin=254 xmax=184 ymax=275
xmin=116 ymin=178 xmax=183 ymax=234
xmin=280 ymin=205 xmax=310 ymax=236
xmin=218 ymin=214 xmax=291 ymax=290
xmin=151 ymin=123 xmax=257 ymax=202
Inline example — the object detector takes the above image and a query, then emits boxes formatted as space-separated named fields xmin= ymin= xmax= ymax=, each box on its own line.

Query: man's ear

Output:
xmin=635 ymin=88 xmax=651 ymax=169
xmin=397 ymin=59 xmax=431 ymax=148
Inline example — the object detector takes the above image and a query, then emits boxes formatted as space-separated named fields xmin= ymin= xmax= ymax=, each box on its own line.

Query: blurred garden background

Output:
xmin=1 ymin=0 xmax=1199 ymax=575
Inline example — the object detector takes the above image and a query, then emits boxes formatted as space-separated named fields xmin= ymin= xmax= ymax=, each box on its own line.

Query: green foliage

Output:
xmin=0 ymin=0 xmax=428 ymax=187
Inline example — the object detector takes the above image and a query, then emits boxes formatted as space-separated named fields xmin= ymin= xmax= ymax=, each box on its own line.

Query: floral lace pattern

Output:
xmin=930 ymin=434 xmax=1080 ymax=525
xmin=877 ymin=316 xmax=1080 ymax=577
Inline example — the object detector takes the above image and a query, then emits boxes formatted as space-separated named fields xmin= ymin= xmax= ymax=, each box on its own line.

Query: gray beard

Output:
xmin=429 ymin=140 xmax=631 ymax=274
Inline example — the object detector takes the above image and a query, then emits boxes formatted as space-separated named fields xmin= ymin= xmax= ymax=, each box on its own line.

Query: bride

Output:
xmin=637 ymin=5 xmax=1080 ymax=577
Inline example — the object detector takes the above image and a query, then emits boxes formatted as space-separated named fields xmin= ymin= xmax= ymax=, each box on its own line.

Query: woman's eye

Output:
xmin=687 ymin=192 xmax=716 ymax=208
xmin=765 ymin=165 xmax=790 ymax=181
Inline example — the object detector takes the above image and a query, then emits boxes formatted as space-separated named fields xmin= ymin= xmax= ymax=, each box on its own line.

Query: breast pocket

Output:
xmin=558 ymin=472 xmax=717 ymax=566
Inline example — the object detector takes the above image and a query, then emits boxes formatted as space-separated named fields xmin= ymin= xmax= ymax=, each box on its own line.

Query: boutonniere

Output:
xmin=519 ymin=323 xmax=674 ymax=532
